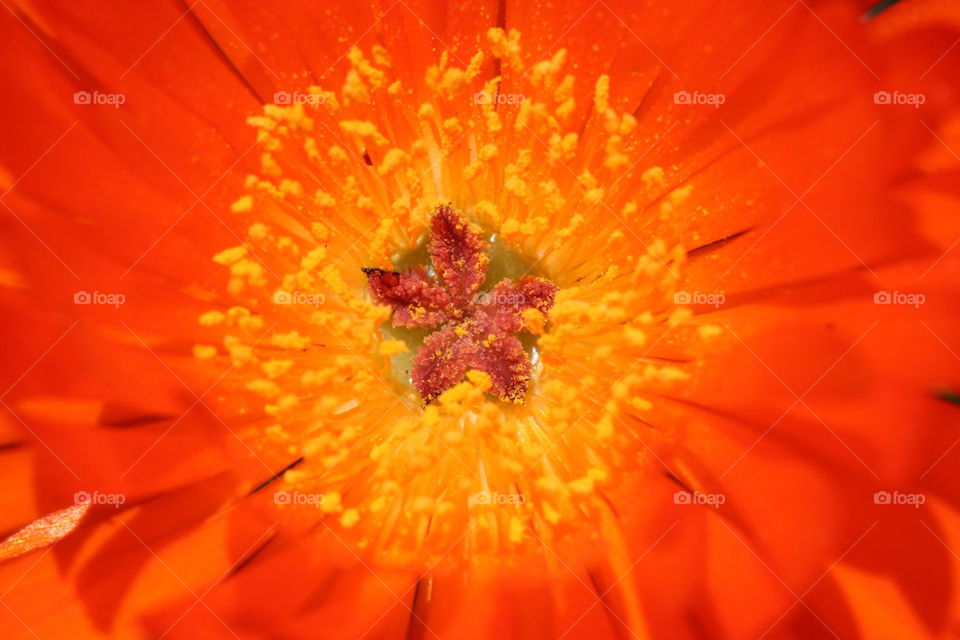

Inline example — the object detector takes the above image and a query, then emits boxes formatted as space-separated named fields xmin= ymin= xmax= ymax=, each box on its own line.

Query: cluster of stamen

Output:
xmin=192 ymin=28 xmax=719 ymax=564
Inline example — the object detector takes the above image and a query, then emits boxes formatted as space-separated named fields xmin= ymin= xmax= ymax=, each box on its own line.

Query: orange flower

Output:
xmin=1 ymin=1 xmax=960 ymax=638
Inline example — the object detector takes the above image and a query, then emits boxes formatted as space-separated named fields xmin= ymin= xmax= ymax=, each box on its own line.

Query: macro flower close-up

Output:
xmin=2 ymin=0 xmax=960 ymax=638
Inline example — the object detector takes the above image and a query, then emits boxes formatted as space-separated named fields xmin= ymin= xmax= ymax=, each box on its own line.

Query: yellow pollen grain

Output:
xmin=584 ymin=188 xmax=604 ymax=205
xmin=338 ymin=120 xmax=388 ymax=145
xmin=594 ymin=74 xmax=611 ymax=113
xmin=261 ymin=360 xmax=294 ymax=379
xmin=442 ymin=117 xmax=463 ymax=137
xmin=260 ymin=153 xmax=281 ymax=177
xmin=596 ymin=413 xmax=614 ymax=439
xmin=371 ymin=44 xmax=391 ymax=67
xmin=504 ymin=176 xmax=530 ymax=200
xmin=698 ymin=324 xmax=723 ymax=339
xmin=669 ymin=308 xmax=693 ymax=326
xmin=508 ymin=516 xmax=524 ymax=544
xmin=246 ymin=115 xmax=276 ymax=130
xmin=237 ymin=316 xmax=263 ymax=331
xmin=463 ymin=162 xmax=484 ymax=181
xmin=300 ymin=247 xmax=328 ymax=271
xmin=478 ymin=144 xmax=498 ymax=162
xmin=485 ymin=110 xmax=503 ymax=133
xmin=465 ymin=51 xmax=484 ymax=82
xmin=669 ymin=184 xmax=694 ymax=205
xmin=604 ymin=135 xmax=630 ymax=171
xmin=213 ymin=246 xmax=248 ymax=265
xmin=340 ymin=508 xmax=360 ymax=528
xmin=230 ymin=195 xmax=253 ymax=213
xmin=556 ymin=97 xmax=575 ymax=120
xmin=422 ymin=405 xmax=440 ymax=428
xmin=487 ymin=28 xmax=523 ymax=72
xmin=588 ymin=468 xmax=608 ymax=483
xmin=192 ymin=344 xmax=217 ymax=359
xmin=474 ymin=200 xmax=500 ymax=225
xmin=342 ymin=69 xmax=369 ymax=103
xmin=199 ymin=311 xmax=225 ymax=326
xmin=246 ymin=379 xmax=280 ymax=398
xmin=641 ymin=166 xmax=666 ymax=189
xmin=279 ymin=179 xmax=303 ymax=198
xmin=265 ymin=393 xmax=299 ymax=415
xmin=438 ymin=67 xmax=466 ymax=97
xmin=321 ymin=492 xmax=343 ymax=514
xmin=521 ymin=308 xmax=545 ymax=334
xmin=624 ymin=326 xmax=647 ymax=346
xmin=378 ymin=339 xmax=408 ymax=356
xmin=269 ymin=331 xmax=311 ymax=350
xmin=569 ymin=477 xmax=594 ymax=496
xmin=465 ymin=369 xmax=492 ymax=392
xmin=314 ymin=190 xmax=337 ymax=208
xmin=248 ymin=223 xmax=270 ymax=240
xmin=378 ymin=148 xmax=410 ymax=176
xmin=328 ymin=146 xmax=348 ymax=165
xmin=310 ymin=222 xmax=330 ymax=241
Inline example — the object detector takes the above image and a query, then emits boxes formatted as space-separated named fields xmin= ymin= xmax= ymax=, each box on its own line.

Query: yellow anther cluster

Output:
xmin=195 ymin=32 xmax=709 ymax=566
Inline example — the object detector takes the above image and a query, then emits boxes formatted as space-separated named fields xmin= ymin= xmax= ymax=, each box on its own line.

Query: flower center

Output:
xmin=189 ymin=31 xmax=715 ymax=567
xmin=364 ymin=204 xmax=558 ymax=405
